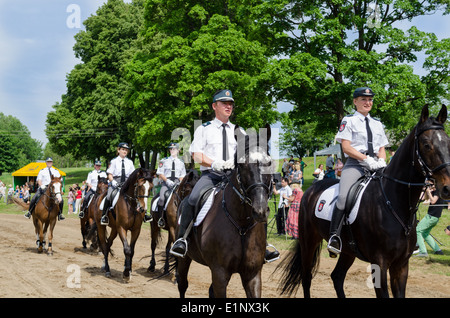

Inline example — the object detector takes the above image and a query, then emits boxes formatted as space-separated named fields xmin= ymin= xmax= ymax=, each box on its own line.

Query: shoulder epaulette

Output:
xmin=372 ymin=117 xmax=381 ymax=121
xmin=202 ymin=121 xmax=211 ymax=127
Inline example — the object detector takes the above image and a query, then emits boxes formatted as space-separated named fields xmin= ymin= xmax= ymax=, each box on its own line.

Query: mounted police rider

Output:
xmin=327 ymin=87 xmax=389 ymax=257
xmin=78 ymin=160 xmax=104 ymax=219
xmin=24 ymin=157 xmax=65 ymax=221
xmin=100 ymin=142 xmax=135 ymax=225
xmin=170 ymin=89 xmax=279 ymax=262
xmin=155 ymin=142 xmax=186 ymax=227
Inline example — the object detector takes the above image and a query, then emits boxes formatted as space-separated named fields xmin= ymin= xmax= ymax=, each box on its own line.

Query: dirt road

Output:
xmin=0 ymin=214 xmax=448 ymax=299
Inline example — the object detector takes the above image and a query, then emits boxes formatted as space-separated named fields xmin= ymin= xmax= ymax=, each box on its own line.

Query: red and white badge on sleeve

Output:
xmin=339 ymin=121 xmax=347 ymax=132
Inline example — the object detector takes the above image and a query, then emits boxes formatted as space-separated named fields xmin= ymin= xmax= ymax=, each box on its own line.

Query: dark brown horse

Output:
xmin=95 ymin=168 xmax=153 ymax=281
xmin=32 ymin=177 xmax=63 ymax=255
xmin=80 ymin=175 xmax=109 ymax=250
xmin=279 ymin=105 xmax=450 ymax=298
xmin=148 ymin=169 xmax=199 ymax=274
xmin=176 ymin=125 xmax=274 ymax=298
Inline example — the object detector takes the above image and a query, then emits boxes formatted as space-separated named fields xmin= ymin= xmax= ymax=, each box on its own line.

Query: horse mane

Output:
xmin=120 ymin=168 xmax=144 ymax=195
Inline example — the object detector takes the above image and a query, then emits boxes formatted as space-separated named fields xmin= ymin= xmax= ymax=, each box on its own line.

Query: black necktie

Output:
xmin=222 ymin=123 xmax=228 ymax=161
xmin=365 ymin=117 xmax=374 ymax=157
xmin=121 ymin=159 xmax=125 ymax=182
xmin=170 ymin=160 xmax=176 ymax=181
xmin=48 ymin=167 xmax=53 ymax=179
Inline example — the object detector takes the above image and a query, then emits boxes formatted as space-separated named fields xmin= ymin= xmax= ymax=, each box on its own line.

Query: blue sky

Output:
xmin=0 ymin=1 xmax=448 ymax=148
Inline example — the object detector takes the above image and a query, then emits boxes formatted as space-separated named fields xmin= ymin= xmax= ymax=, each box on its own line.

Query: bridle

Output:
xmin=414 ymin=124 xmax=450 ymax=178
xmin=376 ymin=123 xmax=450 ymax=235
xmin=230 ymin=162 xmax=272 ymax=207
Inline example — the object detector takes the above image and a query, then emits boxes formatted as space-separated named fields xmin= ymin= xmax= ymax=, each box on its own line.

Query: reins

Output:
xmin=372 ymin=123 xmax=450 ymax=235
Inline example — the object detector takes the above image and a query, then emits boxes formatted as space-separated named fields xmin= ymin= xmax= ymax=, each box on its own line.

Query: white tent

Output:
xmin=313 ymin=144 xmax=342 ymax=169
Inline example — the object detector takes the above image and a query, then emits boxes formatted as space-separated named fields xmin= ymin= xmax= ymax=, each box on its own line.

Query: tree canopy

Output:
xmin=46 ymin=0 xmax=449 ymax=163
xmin=0 ymin=113 xmax=43 ymax=173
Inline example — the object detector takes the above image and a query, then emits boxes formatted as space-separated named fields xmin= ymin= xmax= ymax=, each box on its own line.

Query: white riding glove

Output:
xmin=212 ymin=159 xmax=235 ymax=172
xmin=211 ymin=159 xmax=226 ymax=172
xmin=223 ymin=159 xmax=235 ymax=170
xmin=111 ymin=180 xmax=118 ymax=187
xmin=376 ymin=158 xmax=387 ymax=169
xmin=361 ymin=156 xmax=379 ymax=171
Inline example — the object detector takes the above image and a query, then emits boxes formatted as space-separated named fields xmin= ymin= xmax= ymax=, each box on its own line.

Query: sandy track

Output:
xmin=0 ymin=214 xmax=448 ymax=299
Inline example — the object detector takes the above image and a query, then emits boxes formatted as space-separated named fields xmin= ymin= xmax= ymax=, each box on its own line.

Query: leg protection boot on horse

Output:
xmin=101 ymin=197 xmax=111 ymax=225
xmin=327 ymin=206 xmax=346 ymax=258
xmin=58 ymin=200 xmax=65 ymax=221
xmin=170 ymin=202 xmax=195 ymax=258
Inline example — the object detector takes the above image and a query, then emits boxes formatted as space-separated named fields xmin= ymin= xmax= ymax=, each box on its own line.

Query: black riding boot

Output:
xmin=24 ymin=192 xmax=40 ymax=219
xmin=101 ymin=198 xmax=111 ymax=225
xmin=170 ymin=203 xmax=195 ymax=258
xmin=327 ymin=206 xmax=346 ymax=258
xmin=58 ymin=201 xmax=65 ymax=221
xmin=157 ymin=205 xmax=165 ymax=227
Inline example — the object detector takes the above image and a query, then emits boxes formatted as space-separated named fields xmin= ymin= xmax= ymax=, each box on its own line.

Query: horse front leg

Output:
xmin=389 ymin=259 xmax=410 ymax=298
xmin=373 ymin=262 xmax=390 ymax=298
xmin=118 ymin=227 xmax=133 ymax=282
xmin=47 ymin=219 xmax=56 ymax=256
xmin=176 ymin=257 xmax=192 ymax=298
xmin=148 ymin=222 xmax=159 ymax=272
xmin=240 ymin=270 xmax=262 ymax=298
xmin=34 ymin=219 xmax=44 ymax=253
xmin=210 ymin=267 xmax=232 ymax=298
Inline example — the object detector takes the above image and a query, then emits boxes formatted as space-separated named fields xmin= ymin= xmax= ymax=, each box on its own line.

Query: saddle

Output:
xmin=315 ymin=173 xmax=374 ymax=224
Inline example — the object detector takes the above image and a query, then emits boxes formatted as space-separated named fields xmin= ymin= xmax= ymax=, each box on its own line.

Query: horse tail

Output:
xmin=12 ymin=197 xmax=30 ymax=210
xmin=278 ymin=238 xmax=322 ymax=296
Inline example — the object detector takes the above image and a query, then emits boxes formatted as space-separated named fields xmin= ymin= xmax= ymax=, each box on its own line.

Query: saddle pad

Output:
xmin=194 ymin=188 xmax=219 ymax=226
xmin=314 ymin=178 xmax=372 ymax=225
xmin=99 ymin=190 xmax=120 ymax=210
xmin=151 ymin=191 xmax=174 ymax=212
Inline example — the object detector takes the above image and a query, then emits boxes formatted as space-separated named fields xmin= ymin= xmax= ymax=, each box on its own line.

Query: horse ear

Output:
xmin=265 ymin=123 xmax=271 ymax=143
xmin=420 ymin=104 xmax=429 ymax=123
xmin=437 ymin=104 xmax=447 ymax=124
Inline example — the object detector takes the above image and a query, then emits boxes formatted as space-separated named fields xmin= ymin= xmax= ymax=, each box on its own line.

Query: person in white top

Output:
xmin=25 ymin=157 xmax=65 ymax=220
xmin=101 ymin=142 xmax=135 ymax=225
xmin=171 ymin=90 xmax=236 ymax=257
xmin=78 ymin=160 xmax=104 ymax=218
xmin=272 ymin=177 xmax=292 ymax=235
xmin=155 ymin=142 xmax=186 ymax=226
xmin=327 ymin=87 xmax=389 ymax=257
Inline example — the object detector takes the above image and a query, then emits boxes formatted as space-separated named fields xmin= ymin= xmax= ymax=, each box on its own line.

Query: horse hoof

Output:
xmin=47 ymin=252 xmax=53 ymax=256
xmin=147 ymin=265 xmax=155 ymax=273
xmin=105 ymin=272 xmax=111 ymax=278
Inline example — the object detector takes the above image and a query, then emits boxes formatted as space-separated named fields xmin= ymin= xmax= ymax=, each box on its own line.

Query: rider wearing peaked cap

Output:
xmin=170 ymin=89 xmax=280 ymax=263
xmin=24 ymin=157 xmax=65 ymax=221
xmin=100 ymin=142 xmax=135 ymax=225
xmin=327 ymin=87 xmax=389 ymax=257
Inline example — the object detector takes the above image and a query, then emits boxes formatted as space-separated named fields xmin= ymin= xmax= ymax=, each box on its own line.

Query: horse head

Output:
xmin=179 ymin=169 xmax=200 ymax=198
xmin=234 ymin=124 xmax=273 ymax=223
xmin=416 ymin=104 xmax=450 ymax=199
xmin=96 ymin=172 xmax=109 ymax=194
xmin=50 ymin=176 xmax=63 ymax=204
xmin=135 ymin=168 xmax=153 ymax=213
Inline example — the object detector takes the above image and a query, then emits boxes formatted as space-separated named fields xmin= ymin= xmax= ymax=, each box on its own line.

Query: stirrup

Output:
xmin=327 ymin=234 xmax=342 ymax=257
xmin=24 ymin=212 xmax=31 ymax=219
xmin=264 ymin=243 xmax=280 ymax=263
xmin=101 ymin=215 xmax=109 ymax=226
xmin=170 ymin=238 xmax=188 ymax=258
xmin=157 ymin=217 xmax=165 ymax=228
xmin=78 ymin=211 xmax=85 ymax=218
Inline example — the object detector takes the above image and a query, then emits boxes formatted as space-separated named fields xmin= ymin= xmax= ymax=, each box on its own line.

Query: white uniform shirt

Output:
xmin=336 ymin=111 xmax=389 ymax=157
xmin=278 ymin=185 xmax=292 ymax=208
xmin=107 ymin=156 xmax=135 ymax=179
xmin=86 ymin=169 xmax=104 ymax=191
xmin=37 ymin=167 xmax=61 ymax=186
xmin=156 ymin=156 xmax=186 ymax=179
xmin=189 ymin=118 xmax=237 ymax=171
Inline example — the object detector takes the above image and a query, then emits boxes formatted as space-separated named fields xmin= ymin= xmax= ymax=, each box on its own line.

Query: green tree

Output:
xmin=46 ymin=0 xmax=145 ymax=163
xmin=125 ymin=0 xmax=280 ymax=164
xmin=0 ymin=113 xmax=43 ymax=173
xmin=263 ymin=0 xmax=449 ymax=148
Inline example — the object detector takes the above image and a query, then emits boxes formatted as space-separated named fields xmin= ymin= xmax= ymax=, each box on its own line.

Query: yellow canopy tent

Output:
xmin=12 ymin=162 xmax=66 ymax=192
